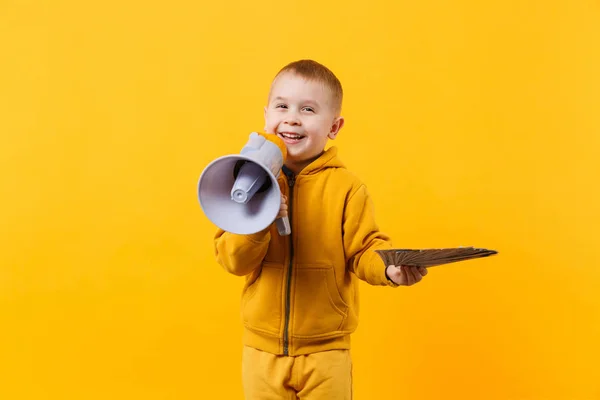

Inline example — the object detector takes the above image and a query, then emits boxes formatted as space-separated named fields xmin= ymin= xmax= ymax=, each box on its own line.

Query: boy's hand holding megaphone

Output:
xmin=277 ymin=193 xmax=291 ymax=236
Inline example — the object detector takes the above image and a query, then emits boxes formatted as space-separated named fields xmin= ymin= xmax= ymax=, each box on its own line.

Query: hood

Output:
xmin=282 ymin=146 xmax=345 ymax=177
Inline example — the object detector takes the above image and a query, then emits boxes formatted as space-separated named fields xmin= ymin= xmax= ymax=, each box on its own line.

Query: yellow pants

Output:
xmin=242 ymin=346 xmax=353 ymax=400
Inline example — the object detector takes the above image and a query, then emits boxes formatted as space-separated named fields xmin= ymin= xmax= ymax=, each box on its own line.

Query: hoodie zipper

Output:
xmin=283 ymin=168 xmax=295 ymax=356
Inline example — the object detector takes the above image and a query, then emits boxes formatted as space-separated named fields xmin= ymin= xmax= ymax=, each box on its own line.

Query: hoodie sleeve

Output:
xmin=342 ymin=184 xmax=397 ymax=286
xmin=214 ymin=228 xmax=271 ymax=276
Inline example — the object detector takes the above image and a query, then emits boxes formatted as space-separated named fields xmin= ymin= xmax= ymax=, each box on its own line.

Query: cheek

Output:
xmin=308 ymin=120 xmax=331 ymax=137
xmin=264 ymin=117 xmax=277 ymax=132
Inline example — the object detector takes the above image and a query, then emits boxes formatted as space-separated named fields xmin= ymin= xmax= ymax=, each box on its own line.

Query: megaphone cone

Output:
xmin=197 ymin=132 xmax=291 ymax=236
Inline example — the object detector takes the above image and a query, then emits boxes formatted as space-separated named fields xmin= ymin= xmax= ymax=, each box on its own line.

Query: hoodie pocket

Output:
xmin=241 ymin=262 xmax=283 ymax=335
xmin=293 ymin=264 xmax=349 ymax=337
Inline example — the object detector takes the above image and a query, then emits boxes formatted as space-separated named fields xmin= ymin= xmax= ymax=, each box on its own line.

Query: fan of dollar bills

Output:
xmin=375 ymin=247 xmax=497 ymax=268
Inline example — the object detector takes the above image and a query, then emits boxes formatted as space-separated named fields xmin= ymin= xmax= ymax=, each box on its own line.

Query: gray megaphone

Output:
xmin=197 ymin=132 xmax=291 ymax=236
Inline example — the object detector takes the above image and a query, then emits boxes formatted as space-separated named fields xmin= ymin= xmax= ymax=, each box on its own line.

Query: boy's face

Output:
xmin=264 ymin=72 xmax=344 ymax=170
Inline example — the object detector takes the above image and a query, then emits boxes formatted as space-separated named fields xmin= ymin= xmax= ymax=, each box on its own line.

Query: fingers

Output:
xmin=279 ymin=204 xmax=288 ymax=218
xmin=401 ymin=266 xmax=416 ymax=286
xmin=278 ymin=194 xmax=288 ymax=218
xmin=400 ymin=265 xmax=427 ymax=286
xmin=411 ymin=266 xmax=423 ymax=283
xmin=388 ymin=265 xmax=429 ymax=286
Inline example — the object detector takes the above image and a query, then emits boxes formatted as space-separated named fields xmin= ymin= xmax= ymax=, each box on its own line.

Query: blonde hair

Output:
xmin=271 ymin=59 xmax=343 ymax=114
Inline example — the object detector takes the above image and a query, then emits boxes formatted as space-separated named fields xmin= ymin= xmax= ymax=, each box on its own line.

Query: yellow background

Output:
xmin=1 ymin=0 xmax=599 ymax=399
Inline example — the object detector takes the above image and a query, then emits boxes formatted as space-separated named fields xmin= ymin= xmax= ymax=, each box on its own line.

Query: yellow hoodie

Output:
xmin=214 ymin=146 xmax=396 ymax=356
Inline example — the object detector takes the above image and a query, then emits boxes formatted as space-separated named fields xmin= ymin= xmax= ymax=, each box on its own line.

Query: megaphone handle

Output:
xmin=276 ymin=216 xmax=291 ymax=236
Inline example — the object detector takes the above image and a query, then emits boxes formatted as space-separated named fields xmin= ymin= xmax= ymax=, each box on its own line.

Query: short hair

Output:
xmin=271 ymin=59 xmax=343 ymax=115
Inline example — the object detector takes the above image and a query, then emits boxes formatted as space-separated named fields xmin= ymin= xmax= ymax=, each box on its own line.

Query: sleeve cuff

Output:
xmin=243 ymin=227 xmax=271 ymax=244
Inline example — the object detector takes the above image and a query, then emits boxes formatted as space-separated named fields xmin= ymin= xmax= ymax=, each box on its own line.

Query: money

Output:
xmin=375 ymin=247 xmax=498 ymax=267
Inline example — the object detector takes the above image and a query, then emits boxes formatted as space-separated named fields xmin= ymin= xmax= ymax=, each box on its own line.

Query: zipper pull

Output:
xmin=282 ymin=166 xmax=295 ymax=187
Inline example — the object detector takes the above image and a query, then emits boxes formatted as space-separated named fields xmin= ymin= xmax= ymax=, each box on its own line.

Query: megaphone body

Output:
xmin=197 ymin=132 xmax=291 ymax=236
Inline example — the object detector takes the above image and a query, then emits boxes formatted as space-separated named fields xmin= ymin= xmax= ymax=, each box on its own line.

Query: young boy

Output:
xmin=214 ymin=59 xmax=428 ymax=399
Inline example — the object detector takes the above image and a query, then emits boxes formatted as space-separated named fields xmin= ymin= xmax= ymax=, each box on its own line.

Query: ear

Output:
xmin=328 ymin=116 xmax=345 ymax=140
xmin=263 ymin=106 xmax=268 ymax=131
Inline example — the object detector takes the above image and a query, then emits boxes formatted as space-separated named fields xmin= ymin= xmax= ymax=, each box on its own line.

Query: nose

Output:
xmin=283 ymin=110 xmax=301 ymax=126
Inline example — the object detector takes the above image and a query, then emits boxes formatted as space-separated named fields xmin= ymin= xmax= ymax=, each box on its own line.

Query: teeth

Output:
xmin=280 ymin=133 xmax=302 ymax=139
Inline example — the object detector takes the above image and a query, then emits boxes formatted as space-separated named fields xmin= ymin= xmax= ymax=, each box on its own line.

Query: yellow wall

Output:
xmin=1 ymin=1 xmax=599 ymax=399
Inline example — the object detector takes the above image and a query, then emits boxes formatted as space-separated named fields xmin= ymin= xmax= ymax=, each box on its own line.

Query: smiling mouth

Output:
xmin=278 ymin=132 xmax=305 ymax=143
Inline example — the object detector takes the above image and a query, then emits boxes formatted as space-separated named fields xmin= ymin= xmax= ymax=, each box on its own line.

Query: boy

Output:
xmin=214 ymin=59 xmax=428 ymax=399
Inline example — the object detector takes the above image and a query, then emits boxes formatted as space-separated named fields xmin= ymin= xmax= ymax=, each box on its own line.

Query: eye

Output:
xmin=302 ymin=106 xmax=315 ymax=113
xmin=275 ymin=104 xmax=287 ymax=109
